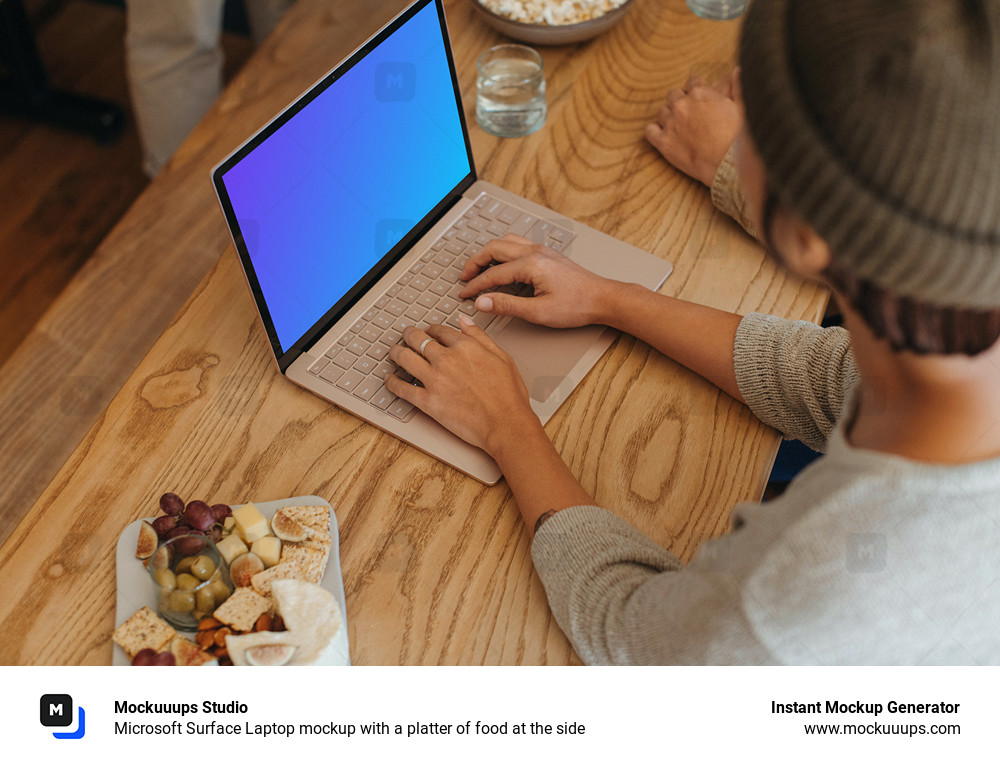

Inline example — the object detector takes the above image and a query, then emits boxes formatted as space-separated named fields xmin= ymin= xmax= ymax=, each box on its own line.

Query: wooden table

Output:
xmin=0 ymin=0 xmax=826 ymax=665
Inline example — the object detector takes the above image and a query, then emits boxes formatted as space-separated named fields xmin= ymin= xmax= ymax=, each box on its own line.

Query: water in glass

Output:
xmin=476 ymin=45 xmax=546 ymax=138
xmin=686 ymin=0 xmax=749 ymax=20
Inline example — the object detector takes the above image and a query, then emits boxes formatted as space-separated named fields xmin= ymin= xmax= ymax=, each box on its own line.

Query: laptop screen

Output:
xmin=214 ymin=0 xmax=474 ymax=366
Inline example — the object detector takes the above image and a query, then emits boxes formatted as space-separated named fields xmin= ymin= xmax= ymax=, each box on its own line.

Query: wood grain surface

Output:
xmin=0 ymin=0 xmax=400 ymax=547
xmin=0 ymin=1 xmax=147 ymax=368
xmin=0 ymin=0 xmax=827 ymax=665
xmin=0 ymin=1 xmax=256 ymax=547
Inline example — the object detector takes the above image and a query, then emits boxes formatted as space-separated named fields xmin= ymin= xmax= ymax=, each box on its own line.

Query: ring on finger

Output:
xmin=419 ymin=338 xmax=434 ymax=357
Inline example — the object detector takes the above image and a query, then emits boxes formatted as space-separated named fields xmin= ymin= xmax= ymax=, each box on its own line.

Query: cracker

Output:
xmin=250 ymin=561 xmax=304 ymax=599
xmin=296 ymin=538 xmax=331 ymax=554
xmin=112 ymin=606 xmax=176 ymax=659
xmin=169 ymin=636 xmax=216 ymax=666
xmin=213 ymin=587 xmax=271 ymax=632
xmin=279 ymin=542 xmax=329 ymax=583
xmin=279 ymin=505 xmax=331 ymax=544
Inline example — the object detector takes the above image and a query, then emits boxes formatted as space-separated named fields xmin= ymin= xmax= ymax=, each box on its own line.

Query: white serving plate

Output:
xmin=113 ymin=495 xmax=349 ymax=666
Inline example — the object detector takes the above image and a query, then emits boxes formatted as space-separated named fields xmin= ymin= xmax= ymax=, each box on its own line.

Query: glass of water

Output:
xmin=686 ymin=0 xmax=749 ymax=20
xmin=476 ymin=44 xmax=546 ymax=138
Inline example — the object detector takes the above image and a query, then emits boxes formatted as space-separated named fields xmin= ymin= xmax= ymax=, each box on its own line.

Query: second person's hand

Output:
xmin=459 ymin=234 xmax=623 ymax=328
xmin=645 ymin=71 xmax=743 ymax=188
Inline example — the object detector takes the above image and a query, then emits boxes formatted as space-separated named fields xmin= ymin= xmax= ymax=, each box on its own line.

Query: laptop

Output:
xmin=212 ymin=0 xmax=672 ymax=484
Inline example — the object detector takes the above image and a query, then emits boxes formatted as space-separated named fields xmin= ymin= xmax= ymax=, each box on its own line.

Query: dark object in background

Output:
xmin=769 ymin=438 xmax=822 ymax=483
xmin=0 ymin=0 xmax=251 ymax=144
xmin=0 ymin=0 xmax=125 ymax=143
xmin=90 ymin=0 xmax=252 ymax=35
xmin=764 ymin=439 xmax=822 ymax=500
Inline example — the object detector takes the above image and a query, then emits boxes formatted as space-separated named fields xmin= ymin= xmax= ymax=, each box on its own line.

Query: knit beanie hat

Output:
xmin=739 ymin=0 xmax=1000 ymax=310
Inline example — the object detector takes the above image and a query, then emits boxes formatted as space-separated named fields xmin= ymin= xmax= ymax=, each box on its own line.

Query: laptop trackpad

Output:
xmin=494 ymin=318 xmax=609 ymax=406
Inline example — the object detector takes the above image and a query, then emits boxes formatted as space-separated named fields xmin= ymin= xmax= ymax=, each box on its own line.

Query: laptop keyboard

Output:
xmin=305 ymin=193 xmax=575 ymax=421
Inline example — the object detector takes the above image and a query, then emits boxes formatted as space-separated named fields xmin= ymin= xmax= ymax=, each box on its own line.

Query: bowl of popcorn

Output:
xmin=471 ymin=0 xmax=637 ymax=45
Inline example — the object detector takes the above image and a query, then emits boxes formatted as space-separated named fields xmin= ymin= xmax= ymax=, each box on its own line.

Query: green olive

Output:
xmin=154 ymin=568 xmax=177 ymax=591
xmin=195 ymin=587 xmax=216 ymax=614
xmin=174 ymin=556 xmax=196 ymax=574
xmin=209 ymin=580 xmax=231 ymax=604
xmin=189 ymin=555 xmax=216 ymax=581
xmin=175 ymin=573 xmax=200 ymax=591
xmin=169 ymin=590 xmax=196 ymax=612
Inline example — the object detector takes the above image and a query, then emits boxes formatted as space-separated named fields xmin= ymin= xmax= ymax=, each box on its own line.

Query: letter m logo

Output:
xmin=39 ymin=694 xmax=73 ymax=727
xmin=374 ymin=219 xmax=414 ymax=254
xmin=375 ymin=62 xmax=416 ymax=101
xmin=846 ymin=533 xmax=887 ymax=573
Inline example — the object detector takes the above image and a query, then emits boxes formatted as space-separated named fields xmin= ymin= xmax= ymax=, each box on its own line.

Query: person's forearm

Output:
xmin=595 ymin=282 xmax=745 ymax=403
xmin=487 ymin=414 xmax=595 ymax=535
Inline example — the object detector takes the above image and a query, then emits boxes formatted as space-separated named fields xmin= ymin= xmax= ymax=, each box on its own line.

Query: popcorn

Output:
xmin=478 ymin=0 xmax=629 ymax=26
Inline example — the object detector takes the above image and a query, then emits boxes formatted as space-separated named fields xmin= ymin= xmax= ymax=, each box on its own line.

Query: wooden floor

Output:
xmin=0 ymin=0 xmax=252 ymax=367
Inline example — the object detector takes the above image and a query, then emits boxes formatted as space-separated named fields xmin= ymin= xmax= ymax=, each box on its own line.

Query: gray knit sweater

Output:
xmin=531 ymin=310 xmax=1000 ymax=665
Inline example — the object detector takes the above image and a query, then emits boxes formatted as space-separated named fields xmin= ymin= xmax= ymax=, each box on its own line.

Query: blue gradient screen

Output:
xmin=221 ymin=1 xmax=470 ymax=353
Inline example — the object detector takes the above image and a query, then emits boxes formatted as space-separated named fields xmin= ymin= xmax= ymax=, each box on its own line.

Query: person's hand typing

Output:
xmin=458 ymin=234 xmax=620 ymax=328
xmin=384 ymin=319 xmax=538 ymax=456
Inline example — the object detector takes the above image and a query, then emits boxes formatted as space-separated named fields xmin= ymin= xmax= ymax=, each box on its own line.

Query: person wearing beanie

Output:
xmin=383 ymin=0 xmax=1000 ymax=663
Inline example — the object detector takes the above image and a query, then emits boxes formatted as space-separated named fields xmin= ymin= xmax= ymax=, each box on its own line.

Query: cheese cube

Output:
xmin=233 ymin=503 xmax=270 ymax=543
xmin=251 ymin=536 xmax=282 ymax=568
xmin=223 ymin=516 xmax=236 ymax=533
xmin=216 ymin=534 xmax=248 ymax=565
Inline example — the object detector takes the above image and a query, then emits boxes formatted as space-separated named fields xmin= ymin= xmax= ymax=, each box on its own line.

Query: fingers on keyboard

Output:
xmin=307 ymin=195 xmax=571 ymax=419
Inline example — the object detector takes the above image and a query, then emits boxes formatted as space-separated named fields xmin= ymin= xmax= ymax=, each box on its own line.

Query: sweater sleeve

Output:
xmin=733 ymin=313 xmax=858 ymax=452
xmin=710 ymin=142 xmax=759 ymax=240
xmin=531 ymin=505 xmax=775 ymax=665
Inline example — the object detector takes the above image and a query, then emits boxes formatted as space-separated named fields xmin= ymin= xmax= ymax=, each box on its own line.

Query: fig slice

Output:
xmin=229 ymin=551 xmax=265 ymax=588
xmin=136 ymin=520 xmax=158 ymax=559
xmin=244 ymin=643 xmax=297 ymax=666
xmin=148 ymin=544 xmax=170 ymax=571
xmin=270 ymin=510 xmax=309 ymax=543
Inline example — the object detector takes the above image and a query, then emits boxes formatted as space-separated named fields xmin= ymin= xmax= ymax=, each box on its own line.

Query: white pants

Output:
xmin=125 ymin=0 xmax=294 ymax=176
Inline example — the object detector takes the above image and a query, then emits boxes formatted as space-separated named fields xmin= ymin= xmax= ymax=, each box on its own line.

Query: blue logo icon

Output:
xmin=40 ymin=694 xmax=86 ymax=739
xmin=375 ymin=62 xmax=416 ymax=102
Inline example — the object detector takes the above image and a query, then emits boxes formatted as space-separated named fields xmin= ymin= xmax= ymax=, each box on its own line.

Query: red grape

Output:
xmin=185 ymin=499 xmax=210 ymax=514
xmin=151 ymin=515 xmax=177 ymax=540
xmin=172 ymin=532 xmax=206 ymax=557
xmin=185 ymin=501 xmax=215 ymax=532
xmin=132 ymin=648 xmax=158 ymax=666
xmin=159 ymin=493 xmax=184 ymax=516
xmin=166 ymin=527 xmax=202 ymax=556
xmin=152 ymin=651 xmax=176 ymax=666
xmin=211 ymin=503 xmax=233 ymax=522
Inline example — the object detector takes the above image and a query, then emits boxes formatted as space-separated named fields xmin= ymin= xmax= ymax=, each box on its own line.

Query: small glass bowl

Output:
xmin=148 ymin=534 xmax=232 ymax=631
